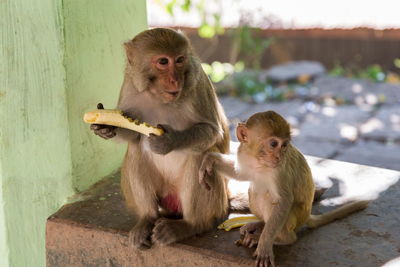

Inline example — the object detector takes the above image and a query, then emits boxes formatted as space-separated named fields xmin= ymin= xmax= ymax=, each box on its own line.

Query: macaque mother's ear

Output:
xmin=236 ymin=123 xmax=248 ymax=143
xmin=124 ymin=41 xmax=135 ymax=65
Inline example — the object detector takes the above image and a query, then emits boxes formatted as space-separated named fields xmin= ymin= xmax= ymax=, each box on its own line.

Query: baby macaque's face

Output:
xmin=236 ymin=123 xmax=289 ymax=168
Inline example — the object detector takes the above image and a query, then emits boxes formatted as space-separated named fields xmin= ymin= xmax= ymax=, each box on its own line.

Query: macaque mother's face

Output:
xmin=149 ymin=53 xmax=187 ymax=103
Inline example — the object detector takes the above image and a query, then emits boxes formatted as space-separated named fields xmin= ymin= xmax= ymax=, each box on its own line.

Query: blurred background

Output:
xmin=147 ymin=0 xmax=400 ymax=171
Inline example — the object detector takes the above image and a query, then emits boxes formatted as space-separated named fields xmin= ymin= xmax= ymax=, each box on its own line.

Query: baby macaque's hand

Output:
xmin=148 ymin=124 xmax=177 ymax=155
xmin=253 ymin=242 xmax=275 ymax=267
xmin=199 ymin=153 xmax=216 ymax=190
xmin=90 ymin=103 xmax=116 ymax=139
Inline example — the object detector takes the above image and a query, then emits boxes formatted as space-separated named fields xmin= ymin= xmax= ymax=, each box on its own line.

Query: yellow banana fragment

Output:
xmin=218 ymin=215 xmax=261 ymax=231
xmin=83 ymin=109 xmax=164 ymax=136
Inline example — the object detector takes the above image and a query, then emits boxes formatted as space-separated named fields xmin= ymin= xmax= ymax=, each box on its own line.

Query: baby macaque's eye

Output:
xmin=270 ymin=139 xmax=278 ymax=148
xmin=176 ymin=56 xmax=185 ymax=63
xmin=282 ymin=142 xmax=288 ymax=148
xmin=158 ymin=58 xmax=169 ymax=65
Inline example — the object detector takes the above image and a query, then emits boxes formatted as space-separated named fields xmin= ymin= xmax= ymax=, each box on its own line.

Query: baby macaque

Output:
xmin=199 ymin=111 xmax=369 ymax=267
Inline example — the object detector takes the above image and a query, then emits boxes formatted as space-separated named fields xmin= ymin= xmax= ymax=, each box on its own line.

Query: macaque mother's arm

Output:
xmin=175 ymin=122 xmax=220 ymax=152
xmin=149 ymin=122 xmax=220 ymax=155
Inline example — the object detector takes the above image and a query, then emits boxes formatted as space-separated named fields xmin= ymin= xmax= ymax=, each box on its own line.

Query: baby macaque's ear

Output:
xmin=124 ymin=40 xmax=135 ymax=65
xmin=236 ymin=123 xmax=248 ymax=143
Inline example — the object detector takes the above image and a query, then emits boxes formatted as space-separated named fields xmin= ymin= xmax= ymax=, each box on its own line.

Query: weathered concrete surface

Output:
xmin=46 ymin=158 xmax=400 ymax=267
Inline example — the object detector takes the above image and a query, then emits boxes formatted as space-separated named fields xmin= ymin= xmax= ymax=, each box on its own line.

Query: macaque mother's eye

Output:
xmin=158 ymin=58 xmax=169 ymax=65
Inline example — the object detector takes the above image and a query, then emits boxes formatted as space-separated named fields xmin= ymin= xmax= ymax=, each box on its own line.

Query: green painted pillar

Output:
xmin=0 ymin=1 xmax=147 ymax=266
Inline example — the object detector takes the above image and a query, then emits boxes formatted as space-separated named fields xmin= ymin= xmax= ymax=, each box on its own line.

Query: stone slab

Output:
xmin=360 ymin=105 xmax=400 ymax=142
xmin=334 ymin=141 xmax=400 ymax=171
xmin=47 ymin=158 xmax=400 ymax=267
xmin=220 ymin=99 xmax=305 ymax=141
xmin=292 ymin=137 xmax=340 ymax=159
xmin=234 ymin=100 xmax=305 ymax=127
xmin=311 ymin=76 xmax=397 ymax=106
xmin=265 ymin=61 xmax=326 ymax=82
xmin=298 ymin=105 xmax=371 ymax=142
xmin=218 ymin=96 xmax=251 ymax=120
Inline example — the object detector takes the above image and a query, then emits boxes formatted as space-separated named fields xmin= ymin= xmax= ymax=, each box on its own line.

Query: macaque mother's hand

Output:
xmin=90 ymin=103 xmax=116 ymax=139
xmin=148 ymin=124 xmax=177 ymax=155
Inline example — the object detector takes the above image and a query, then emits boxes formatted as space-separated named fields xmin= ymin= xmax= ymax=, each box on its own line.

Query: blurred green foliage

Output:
xmin=394 ymin=58 xmax=400 ymax=69
xmin=329 ymin=62 xmax=400 ymax=83
xmin=159 ymin=0 xmax=275 ymax=70
xmin=161 ymin=0 xmax=224 ymax=38
xmin=234 ymin=26 xmax=275 ymax=69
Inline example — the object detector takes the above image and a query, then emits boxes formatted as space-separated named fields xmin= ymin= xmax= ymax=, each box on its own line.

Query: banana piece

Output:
xmin=83 ymin=109 xmax=164 ymax=136
xmin=218 ymin=215 xmax=261 ymax=231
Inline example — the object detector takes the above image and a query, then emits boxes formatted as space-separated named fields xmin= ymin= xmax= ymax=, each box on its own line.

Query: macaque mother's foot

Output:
xmin=129 ymin=218 xmax=155 ymax=250
xmin=152 ymin=218 xmax=195 ymax=245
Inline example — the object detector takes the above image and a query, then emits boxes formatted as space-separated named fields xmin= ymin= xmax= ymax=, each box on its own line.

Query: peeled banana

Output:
xmin=83 ymin=109 xmax=164 ymax=136
xmin=218 ymin=215 xmax=261 ymax=231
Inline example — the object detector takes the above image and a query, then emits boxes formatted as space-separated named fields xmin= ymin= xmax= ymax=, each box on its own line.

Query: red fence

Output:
xmin=181 ymin=27 xmax=400 ymax=72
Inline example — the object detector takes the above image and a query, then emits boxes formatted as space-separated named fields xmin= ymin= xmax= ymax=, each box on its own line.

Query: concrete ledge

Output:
xmin=46 ymin=158 xmax=400 ymax=267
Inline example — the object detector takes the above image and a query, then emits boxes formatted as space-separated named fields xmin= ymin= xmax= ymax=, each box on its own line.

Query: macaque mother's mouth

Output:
xmin=165 ymin=91 xmax=179 ymax=97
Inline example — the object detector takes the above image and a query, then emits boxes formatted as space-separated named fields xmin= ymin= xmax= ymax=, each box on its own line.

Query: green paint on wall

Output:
xmin=0 ymin=0 xmax=147 ymax=266
xmin=63 ymin=0 xmax=148 ymax=191
xmin=1 ymin=1 xmax=73 ymax=266
xmin=0 ymin=175 xmax=10 ymax=267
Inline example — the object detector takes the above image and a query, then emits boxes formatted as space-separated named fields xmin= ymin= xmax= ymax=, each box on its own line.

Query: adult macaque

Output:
xmin=91 ymin=28 xmax=230 ymax=248
xmin=199 ymin=111 xmax=369 ymax=267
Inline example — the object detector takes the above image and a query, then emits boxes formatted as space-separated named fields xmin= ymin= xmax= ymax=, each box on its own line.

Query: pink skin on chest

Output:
xmin=160 ymin=194 xmax=182 ymax=214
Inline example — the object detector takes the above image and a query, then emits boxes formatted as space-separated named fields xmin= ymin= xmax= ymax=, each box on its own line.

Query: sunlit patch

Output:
xmin=322 ymin=106 xmax=337 ymax=117
xmin=307 ymin=156 xmax=400 ymax=206
xmin=365 ymin=94 xmax=378 ymax=105
xmin=286 ymin=116 xmax=299 ymax=127
xmin=324 ymin=98 xmax=336 ymax=107
xmin=355 ymin=96 xmax=365 ymax=106
xmin=360 ymin=118 xmax=384 ymax=133
xmin=383 ymin=256 xmax=400 ymax=267
xmin=291 ymin=128 xmax=300 ymax=137
xmin=304 ymin=101 xmax=320 ymax=112
xmin=352 ymin=83 xmax=363 ymax=93
xmin=390 ymin=114 xmax=400 ymax=124
xmin=339 ymin=124 xmax=358 ymax=141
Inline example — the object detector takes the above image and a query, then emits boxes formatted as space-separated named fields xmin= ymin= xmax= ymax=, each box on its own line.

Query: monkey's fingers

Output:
xmin=198 ymin=170 xmax=211 ymax=190
xmin=253 ymin=250 xmax=275 ymax=267
xmin=205 ymin=163 xmax=214 ymax=177
xmin=243 ymin=233 xmax=258 ymax=248
xmin=235 ymin=239 xmax=244 ymax=246
xmin=202 ymin=177 xmax=212 ymax=191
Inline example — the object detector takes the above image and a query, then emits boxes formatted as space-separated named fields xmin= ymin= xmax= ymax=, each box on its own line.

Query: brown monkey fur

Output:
xmin=91 ymin=28 xmax=230 ymax=249
xmin=199 ymin=111 xmax=369 ymax=267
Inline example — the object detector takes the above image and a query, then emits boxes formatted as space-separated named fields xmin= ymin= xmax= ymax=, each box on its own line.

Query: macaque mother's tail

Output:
xmin=306 ymin=200 xmax=370 ymax=228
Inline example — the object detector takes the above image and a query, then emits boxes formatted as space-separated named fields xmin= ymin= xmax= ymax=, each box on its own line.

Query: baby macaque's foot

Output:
xmin=240 ymin=221 xmax=264 ymax=236
xmin=238 ymin=232 xmax=260 ymax=248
